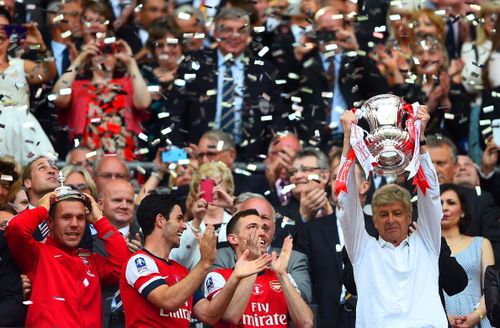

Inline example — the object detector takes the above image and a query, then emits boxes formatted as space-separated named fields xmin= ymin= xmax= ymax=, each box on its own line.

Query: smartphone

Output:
xmin=492 ymin=119 xmax=500 ymax=146
xmin=3 ymin=24 xmax=27 ymax=39
xmin=200 ymin=179 xmax=214 ymax=203
xmin=161 ymin=148 xmax=188 ymax=163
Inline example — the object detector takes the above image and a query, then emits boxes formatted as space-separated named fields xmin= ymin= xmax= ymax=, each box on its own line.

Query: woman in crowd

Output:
xmin=0 ymin=8 xmax=57 ymax=163
xmin=169 ymin=161 xmax=235 ymax=269
xmin=60 ymin=165 xmax=98 ymax=199
xmin=441 ymin=184 xmax=495 ymax=328
xmin=52 ymin=1 xmax=151 ymax=161
xmin=138 ymin=17 xmax=183 ymax=159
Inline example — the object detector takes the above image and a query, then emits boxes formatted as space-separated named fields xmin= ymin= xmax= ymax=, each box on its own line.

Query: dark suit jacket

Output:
xmin=458 ymin=186 xmax=500 ymax=263
xmin=170 ymin=48 xmax=289 ymax=160
xmin=295 ymin=49 xmax=388 ymax=149
xmin=293 ymin=212 xmax=343 ymax=328
xmin=485 ymin=265 xmax=500 ymax=327
xmin=213 ymin=246 xmax=312 ymax=304
xmin=92 ymin=222 xmax=141 ymax=328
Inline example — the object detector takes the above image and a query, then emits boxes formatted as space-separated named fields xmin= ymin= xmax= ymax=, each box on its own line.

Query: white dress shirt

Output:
xmin=319 ymin=52 xmax=347 ymax=133
xmin=338 ymin=152 xmax=447 ymax=328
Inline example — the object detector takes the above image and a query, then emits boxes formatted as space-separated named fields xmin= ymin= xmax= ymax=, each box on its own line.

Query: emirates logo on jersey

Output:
xmin=269 ymin=280 xmax=282 ymax=292
xmin=252 ymin=284 xmax=264 ymax=295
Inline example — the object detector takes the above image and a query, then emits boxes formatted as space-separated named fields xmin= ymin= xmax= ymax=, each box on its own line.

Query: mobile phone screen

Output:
xmin=200 ymin=179 xmax=214 ymax=203
xmin=492 ymin=119 xmax=500 ymax=146
xmin=161 ymin=148 xmax=188 ymax=163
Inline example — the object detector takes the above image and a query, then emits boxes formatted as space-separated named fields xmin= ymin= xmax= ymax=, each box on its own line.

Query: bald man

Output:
xmin=95 ymin=179 xmax=139 ymax=328
xmin=93 ymin=156 xmax=131 ymax=193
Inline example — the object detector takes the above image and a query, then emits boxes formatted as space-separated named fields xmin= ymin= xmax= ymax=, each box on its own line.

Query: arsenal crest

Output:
xmin=269 ymin=280 xmax=282 ymax=292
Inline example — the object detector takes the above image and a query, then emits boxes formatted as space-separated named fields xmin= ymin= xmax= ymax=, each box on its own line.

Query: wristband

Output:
xmin=475 ymin=309 xmax=484 ymax=320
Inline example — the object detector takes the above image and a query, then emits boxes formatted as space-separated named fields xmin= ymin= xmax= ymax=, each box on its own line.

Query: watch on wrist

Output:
xmin=419 ymin=136 xmax=427 ymax=146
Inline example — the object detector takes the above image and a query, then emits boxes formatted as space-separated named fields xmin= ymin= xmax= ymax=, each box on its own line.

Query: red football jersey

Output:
xmin=205 ymin=268 xmax=291 ymax=328
xmin=120 ymin=249 xmax=193 ymax=327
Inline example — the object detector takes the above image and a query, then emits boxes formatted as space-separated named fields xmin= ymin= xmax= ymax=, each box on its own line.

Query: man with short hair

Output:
xmin=427 ymin=134 xmax=500 ymax=263
xmin=94 ymin=156 xmax=131 ymax=193
xmin=264 ymin=132 xmax=302 ymax=207
xmin=95 ymin=178 xmax=139 ymax=327
xmin=22 ymin=156 xmax=59 ymax=207
xmin=195 ymin=130 xmax=267 ymax=194
xmin=66 ymin=146 xmax=94 ymax=174
xmin=6 ymin=188 xmax=129 ymax=327
xmin=171 ymin=7 xmax=287 ymax=159
xmin=454 ymin=155 xmax=480 ymax=189
xmin=205 ymin=210 xmax=313 ymax=328
xmin=119 ymin=194 xmax=270 ymax=327
xmin=213 ymin=193 xmax=312 ymax=303
xmin=337 ymin=107 xmax=449 ymax=326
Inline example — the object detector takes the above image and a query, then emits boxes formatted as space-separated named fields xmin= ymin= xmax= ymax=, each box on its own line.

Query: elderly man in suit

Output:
xmin=212 ymin=192 xmax=312 ymax=304
xmin=170 ymin=7 xmax=288 ymax=160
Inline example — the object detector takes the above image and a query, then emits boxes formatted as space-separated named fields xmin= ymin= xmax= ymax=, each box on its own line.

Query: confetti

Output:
xmin=483 ymin=105 xmax=494 ymax=113
xmin=258 ymin=46 xmax=269 ymax=57
xmin=475 ymin=186 xmax=482 ymax=196
xmin=1 ymin=174 xmax=13 ymax=181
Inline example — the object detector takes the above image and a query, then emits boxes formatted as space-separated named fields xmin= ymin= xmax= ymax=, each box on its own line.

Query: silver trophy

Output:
xmin=52 ymin=172 xmax=90 ymax=207
xmin=358 ymin=94 xmax=414 ymax=176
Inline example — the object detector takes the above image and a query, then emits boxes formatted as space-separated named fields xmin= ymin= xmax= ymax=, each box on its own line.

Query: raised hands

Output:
xmin=233 ymin=249 xmax=271 ymax=279
xmin=271 ymin=236 xmax=293 ymax=276
xmin=198 ymin=224 xmax=217 ymax=267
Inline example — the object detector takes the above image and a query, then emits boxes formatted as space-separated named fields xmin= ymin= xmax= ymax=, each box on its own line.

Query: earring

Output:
xmin=460 ymin=213 xmax=464 ymax=218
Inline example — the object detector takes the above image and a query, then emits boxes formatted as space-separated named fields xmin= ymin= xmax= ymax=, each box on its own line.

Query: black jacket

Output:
xmin=485 ymin=264 xmax=500 ymax=327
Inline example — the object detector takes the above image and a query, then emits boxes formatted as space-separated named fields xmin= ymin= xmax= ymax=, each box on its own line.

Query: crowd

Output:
xmin=0 ymin=0 xmax=500 ymax=326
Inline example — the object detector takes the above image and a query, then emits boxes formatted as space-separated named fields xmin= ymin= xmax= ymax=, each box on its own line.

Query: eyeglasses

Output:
xmin=217 ymin=25 xmax=251 ymax=37
xmin=196 ymin=150 xmax=227 ymax=160
xmin=67 ymin=183 xmax=90 ymax=191
xmin=95 ymin=172 xmax=131 ymax=180
xmin=288 ymin=166 xmax=322 ymax=176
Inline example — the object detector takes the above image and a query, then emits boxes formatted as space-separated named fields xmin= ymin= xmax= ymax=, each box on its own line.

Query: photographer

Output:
xmin=52 ymin=30 xmax=151 ymax=161
xmin=293 ymin=4 xmax=387 ymax=150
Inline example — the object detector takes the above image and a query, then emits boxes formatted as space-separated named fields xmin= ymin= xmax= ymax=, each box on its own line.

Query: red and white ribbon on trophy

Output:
xmin=335 ymin=102 xmax=430 ymax=196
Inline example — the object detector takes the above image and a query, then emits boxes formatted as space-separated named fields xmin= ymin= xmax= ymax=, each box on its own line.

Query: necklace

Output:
xmin=448 ymin=234 xmax=464 ymax=247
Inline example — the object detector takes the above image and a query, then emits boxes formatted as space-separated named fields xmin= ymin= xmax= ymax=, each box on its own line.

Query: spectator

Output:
xmin=0 ymin=7 xmax=57 ymax=164
xmin=52 ymin=28 xmax=151 ymax=160
xmin=213 ymin=192 xmax=312 ymax=303
xmin=7 ymin=181 xmax=29 ymax=213
xmin=0 ymin=158 xmax=19 ymax=205
xmin=441 ymin=184 xmax=494 ymax=327
xmin=204 ymin=209 xmax=314 ymax=328
xmin=276 ymin=147 xmax=332 ymax=244
xmin=138 ymin=17 xmax=183 ymax=158
xmin=410 ymin=8 xmax=446 ymax=43
xmin=391 ymin=36 xmax=470 ymax=150
xmin=5 ymin=188 xmax=129 ymax=327
xmin=264 ymin=132 xmax=302 ymax=207
xmin=21 ymin=156 xmax=59 ymax=207
xmin=60 ymin=164 xmax=98 ymax=199
xmin=173 ymin=5 xmax=207 ymax=52
xmin=479 ymin=136 xmax=500 ymax=205
xmin=0 ymin=204 xmax=25 ymax=327
xmin=427 ymin=134 xmax=500 ymax=263
xmin=170 ymin=161 xmax=235 ymax=269
xmin=66 ymin=146 xmax=95 ymax=174
xmin=116 ymin=0 xmax=168 ymax=55
xmin=171 ymin=7 xmax=287 ymax=159
xmin=453 ymin=155 xmax=480 ymax=189
xmin=120 ymin=193 xmax=271 ymax=327
xmin=95 ymin=178 xmax=139 ymax=327
xmin=93 ymin=156 xmax=131 ymax=193
xmin=337 ymin=107 xmax=450 ymax=326
xmin=194 ymin=130 xmax=268 ymax=194
xmin=485 ymin=264 xmax=500 ymax=327
xmin=295 ymin=5 xmax=388 ymax=148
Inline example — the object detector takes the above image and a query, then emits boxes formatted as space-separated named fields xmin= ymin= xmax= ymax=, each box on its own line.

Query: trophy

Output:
xmin=52 ymin=172 xmax=90 ymax=207
xmin=357 ymin=94 xmax=415 ymax=176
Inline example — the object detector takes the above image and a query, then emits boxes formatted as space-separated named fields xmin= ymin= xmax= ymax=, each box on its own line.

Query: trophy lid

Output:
xmin=52 ymin=172 xmax=91 ymax=208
